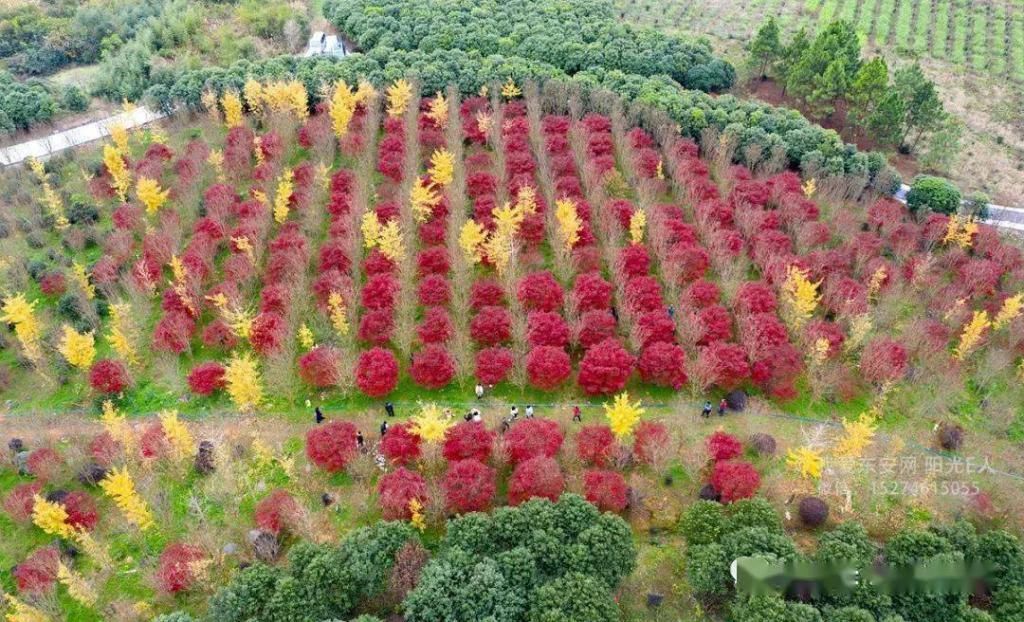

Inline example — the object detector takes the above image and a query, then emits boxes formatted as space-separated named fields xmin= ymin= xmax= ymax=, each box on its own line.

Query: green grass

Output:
xmin=951 ymin=1 xmax=969 ymax=64
xmin=875 ymin=0 xmax=896 ymax=43
xmin=857 ymin=0 xmax=880 ymax=36
xmin=932 ymin=0 xmax=949 ymax=57
xmin=1012 ymin=14 xmax=1024 ymax=80
xmin=912 ymin=0 xmax=932 ymax=53
xmin=991 ymin=3 xmax=1007 ymax=76
xmin=894 ymin=0 xmax=914 ymax=49
xmin=970 ymin=9 xmax=988 ymax=71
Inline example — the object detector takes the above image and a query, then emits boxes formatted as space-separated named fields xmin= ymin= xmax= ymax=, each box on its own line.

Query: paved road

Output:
xmin=894 ymin=183 xmax=1023 ymax=232
xmin=0 ymin=106 xmax=165 ymax=167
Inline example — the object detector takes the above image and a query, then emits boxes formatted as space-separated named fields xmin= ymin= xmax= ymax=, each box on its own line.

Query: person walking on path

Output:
xmin=475 ymin=384 xmax=484 ymax=399
xmin=718 ymin=398 xmax=728 ymax=416
xmin=380 ymin=420 xmax=389 ymax=437
xmin=525 ymin=404 xmax=535 ymax=418
xmin=510 ymin=405 xmax=519 ymax=420
xmin=701 ymin=401 xmax=713 ymax=418
xmin=385 ymin=401 xmax=395 ymax=418
xmin=572 ymin=405 xmax=582 ymax=422
xmin=356 ymin=431 xmax=365 ymax=450
xmin=315 ymin=406 xmax=325 ymax=424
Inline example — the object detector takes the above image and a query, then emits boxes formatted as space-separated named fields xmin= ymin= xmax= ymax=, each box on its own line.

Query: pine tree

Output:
xmin=848 ymin=57 xmax=889 ymax=128
xmin=749 ymin=18 xmax=782 ymax=79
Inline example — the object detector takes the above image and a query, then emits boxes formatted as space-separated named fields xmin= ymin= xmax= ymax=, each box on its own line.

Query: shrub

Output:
xmin=504 ymin=418 xmax=564 ymax=463
xmin=26 ymin=447 xmax=62 ymax=481
xmin=377 ymin=467 xmax=428 ymax=520
xmin=516 ymin=271 xmax=564 ymax=312
xmin=698 ymin=342 xmax=750 ymax=389
xmin=748 ymin=433 xmax=777 ymax=456
xmin=633 ymin=421 xmax=670 ymax=465
xmin=583 ymin=469 xmax=628 ymax=512
xmin=298 ymin=346 xmax=341 ymax=388
xmin=443 ymin=459 xmax=496 ymax=514
xmin=63 ymin=491 xmax=99 ymax=531
xmin=729 ymin=498 xmax=782 ymax=532
xmin=254 ymin=489 xmax=301 ymax=535
xmin=380 ymin=423 xmax=422 ymax=465
xmin=417 ymin=306 xmax=453 ymax=344
xmin=709 ymin=460 xmax=761 ymax=503
xmin=906 ymin=175 xmax=961 ymax=214
xmin=89 ymin=359 xmax=130 ymax=394
xmin=355 ymin=348 xmax=399 ymax=397
xmin=470 ymin=306 xmax=512 ymax=346
xmin=187 ymin=362 xmax=226 ymax=396
xmin=358 ymin=308 xmax=395 ymax=345
xmin=475 ymin=346 xmax=514 ymax=385
xmin=14 ymin=547 xmax=59 ymax=594
xmin=156 ymin=543 xmax=206 ymax=594
xmin=470 ymin=278 xmax=505 ymax=308
xmin=798 ymin=497 xmax=829 ymax=527
xmin=680 ymin=500 xmax=727 ymax=545
xmin=410 ymin=344 xmax=456 ymax=389
xmin=617 ymin=244 xmax=650 ymax=278
xmin=526 ymin=345 xmax=572 ymax=390
xmin=443 ymin=422 xmax=495 ymax=462
xmin=527 ymin=311 xmax=570 ymax=348
xmin=507 ymin=456 xmax=564 ymax=505
xmin=938 ymin=422 xmax=964 ymax=451
xmin=577 ymin=310 xmax=617 ymax=349
xmin=417 ymin=274 xmax=451 ymax=306
xmin=860 ymin=337 xmax=908 ymax=385
xmin=529 ymin=574 xmax=619 ymax=622
xmin=637 ymin=342 xmax=688 ymax=389
xmin=306 ymin=420 xmax=358 ymax=473
xmin=249 ymin=312 xmax=286 ymax=355
xmin=706 ymin=431 xmax=742 ymax=462
xmin=577 ymin=338 xmax=634 ymax=395
xmin=575 ymin=425 xmax=618 ymax=467
xmin=686 ymin=543 xmax=731 ymax=598
xmin=572 ymin=272 xmax=614 ymax=312
xmin=3 ymin=482 xmax=42 ymax=523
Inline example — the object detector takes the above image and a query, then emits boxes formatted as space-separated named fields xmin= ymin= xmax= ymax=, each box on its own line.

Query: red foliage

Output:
xmin=362 ymin=273 xmax=399 ymax=310
xmin=805 ymin=320 xmax=845 ymax=358
xmin=89 ymin=431 xmax=121 ymax=466
xmin=517 ymin=271 xmax=564 ymax=312
xmin=527 ymin=311 xmax=570 ymax=348
xmin=734 ymin=281 xmax=778 ymax=315
xmin=355 ymin=347 xmax=399 ymax=397
xmin=471 ymin=306 xmax=512 ymax=346
xmin=475 ymin=346 xmax=514 ymax=386
xmin=90 ymin=359 xmax=130 ymax=394
xmin=504 ymin=418 xmax=564 ymax=463
xmin=3 ymin=482 xmax=42 ymax=523
xmin=583 ymin=470 xmax=628 ymax=512
xmin=26 ymin=448 xmax=62 ymax=481
xmin=706 ymin=431 xmax=743 ymax=461
xmin=140 ymin=421 xmax=170 ymax=460
xmin=62 ymin=491 xmax=98 ymax=531
xmin=625 ymin=276 xmax=664 ymax=313
xmin=363 ymin=249 xmax=396 ymax=276
xmin=254 ymin=489 xmax=300 ymax=535
xmin=249 ymin=312 xmax=286 ymax=355
xmin=298 ymin=346 xmax=341 ymax=388
xmin=14 ymin=547 xmax=59 ymax=593
xmin=380 ymin=423 xmax=422 ymax=465
xmin=526 ymin=345 xmax=572 ymax=390
xmin=443 ymin=459 xmax=496 ymax=514
xmin=577 ymin=310 xmax=617 ymax=349
xmin=668 ymin=243 xmax=710 ymax=283
xmin=751 ymin=342 xmax=803 ymax=400
xmin=578 ymin=338 xmax=634 ymax=395
xmin=156 ymin=542 xmax=205 ymax=594
xmin=358 ymin=308 xmax=395 ymax=345
xmin=417 ymin=306 xmax=453 ymax=344
xmin=377 ymin=467 xmax=428 ymax=520
xmin=571 ymin=272 xmax=613 ymax=312
xmin=187 ymin=362 xmax=226 ymax=395
xmin=153 ymin=311 xmax=196 ymax=354
xmin=636 ymin=310 xmax=676 ymax=346
xmin=575 ymin=425 xmax=618 ymax=467
xmin=860 ymin=337 xmax=909 ymax=385
xmin=201 ymin=319 xmax=238 ymax=350
xmin=633 ymin=421 xmax=670 ymax=466
xmin=508 ymin=456 xmax=564 ymax=505
xmin=739 ymin=312 xmax=790 ymax=359
xmin=637 ymin=342 xmax=688 ymax=389
xmin=417 ymin=274 xmax=451 ymax=306
xmin=443 ymin=422 xmax=495 ymax=462
xmin=697 ymin=304 xmax=733 ymax=345
xmin=470 ymin=278 xmax=505 ymax=309
xmin=698 ymin=342 xmax=750 ymax=389
xmin=39 ymin=272 xmax=66 ymax=296
xmin=617 ymin=244 xmax=651 ymax=278
xmin=416 ymin=246 xmax=450 ymax=276
xmin=306 ymin=420 xmax=358 ymax=473
xmin=710 ymin=460 xmax=761 ymax=503
xmin=410 ymin=344 xmax=456 ymax=389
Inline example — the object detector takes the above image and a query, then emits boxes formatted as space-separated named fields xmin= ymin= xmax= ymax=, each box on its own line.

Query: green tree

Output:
xmin=919 ymin=116 xmax=963 ymax=174
xmin=892 ymin=63 xmax=945 ymax=151
xmin=867 ymin=92 xmax=907 ymax=147
xmin=905 ymin=176 xmax=962 ymax=214
xmin=527 ymin=573 xmax=619 ymax=622
xmin=810 ymin=57 xmax=851 ymax=116
xmin=848 ymin=57 xmax=889 ymax=128
xmin=786 ymin=21 xmax=860 ymax=106
xmin=749 ymin=18 xmax=782 ymax=79
xmin=777 ymin=27 xmax=810 ymax=96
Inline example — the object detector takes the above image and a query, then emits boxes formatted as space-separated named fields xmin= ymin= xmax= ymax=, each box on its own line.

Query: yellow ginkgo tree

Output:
xmin=604 ymin=392 xmax=645 ymax=440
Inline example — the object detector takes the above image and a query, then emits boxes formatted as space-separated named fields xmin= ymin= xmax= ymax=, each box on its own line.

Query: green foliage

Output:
xmin=785 ymin=21 xmax=860 ymax=110
xmin=685 ymin=543 xmax=731 ymax=598
xmin=680 ymin=500 xmax=727 ymax=545
xmin=721 ymin=527 xmax=797 ymax=563
xmin=60 ymin=85 xmax=89 ymax=112
xmin=906 ymin=175 xmax=962 ymax=215
xmin=728 ymin=498 xmax=783 ymax=533
xmin=749 ymin=18 xmax=782 ymax=78
xmin=824 ymin=606 xmax=876 ymax=622
xmin=892 ymin=64 xmax=946 ymax=150
xmin=849 ymin=58 xmax=889 ymax=126
xmin=729 ymin=593 xmax=792 ymax=622
xmin=152 ymin=614 xmax=196 ymax=622
xmin=93 ymin=38 xmax=154 ymax=101
xmin=919 ymin=116 xmax=963 ymax=174
xmin=527 ymin=573 xmax=619 ymax=622
xmin=816 ymin=522 xmax=875 ymax=566
xmin=0 ymin=70 xmax=57 ymax=132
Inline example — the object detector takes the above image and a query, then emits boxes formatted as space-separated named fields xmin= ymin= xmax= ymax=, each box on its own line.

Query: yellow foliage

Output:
xmin=3 ymin=594 xmax=50 ymax=622
xmin=329 ymin=80 xmax=357 ymax=139
xmin=410 ymin=403 xmax=452 ymax=443
xmin=410 ymin=176 xmax=440 ymax=224
xmin=101 ymin=400 xmax=132 ymax=454
xmin=427 ymin=92 xmax=448 ymax=127
xmin=221 ymin=90 xmax=244 ymax=128
xmin=169 ymin=255 xmax=187 ymax=286
xmin=207 ymin=293 xmax=255 ymax=339
xmin=298 ymin=324 xmax=315 ymax=350
xmin=361 ymin=212 xmax=382 ymax=249
xmin=781 ymin=265 xmax=821 ymax=328
xmin=386 ymin=79 xmax=414 ymax=117
xmin=108 ymin=123 xmax=129 ymax=153
xmin=867 ymin=266 xmax=887 ymax=301
xmin=809 ymin=337 xmax=831 ymax=368
xmin=70 ymin=529 xmax=110 ymax=567
xmin=273 ymin=169 xmax=294 ymax=224
xmin=656 ymin=159 xmax=665 ymax=180
xmin=802 ymin=178 xmax=817 ymax=198
xmin=408 ymin=498 xmax=426 ymax=531
xmin=603 ymin=392 xmax=645 ymax=439
xmin=100 ymin=467 xmax=154 ymax=531
xmin=57 ymin=563 xmax=97 ymax=607
xmin=328 ymin=292 xmax=350 ymax=337
xmin=202 ymin=90 xmax=219 ymax=123
xmin=261 ymin=80 xmax=309 ymax=119
xmin=243 ymin=79 xmax=264 ymax=115
xmin=136 ymin=177 xmax=169 ymax=215
xmin=253 ymin=135 xmax=265 ymax=166
xmin=832 ymin=413 xmax=878 ymax=459
xmin=107 ymin=303 xmax=138 ymax=365
xmin=0 ymin=293 xmax=43 ymax=362
xmin=459 ymin=219 xmax=488 ymax=264
xmin=354 ymin=80 xmax=377 ymax=103
xmin=27 ymin=157 xmax=45 ymax=181
xmin=32 ymin=163 xmax=68 ymax=230
xmin=231 ymin=235 xmax=255 ymax=264
xmin=555 ymin=198 xmax=581 ymax=251
xmin=103 ymin=144 xmax=131 ymax=202
xmin=500 ymin=78 xmax=522 ymax=99
xmin=32 ymin=495 xmax=73 ymax=538
xmin=158 ymin=410 xmax=194 ymax=461
xmin=942 ymin=215 xmax=979 ymax=250
xmin=954 ymin=310 xmax=989 ymax=360
xmin=629 ymin=209 xmax=646 ymax=245
xmin=58 ymin=325 xmax=96 ymax=370
xmin=377 ymin=220 xmax=405 ymax=262
xmin=786 ymin=446 xmax=824 ymax=480
xmin=428 ymin=148 xmax=455 ymax=187
xmin=476 ymin=111 xmax=493 ymax=137
xmin=71 ymin=262 xmax=95 ymax=300
xmin=207 ymin=149 xmax=225 ymax=182
xmin=224 ymin=352 xmax=263 ymax=412
xmin=845 ymin=313 xmax=872 ymax=352
xmin=993 ymin=293 xmax=1023 ymax=330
